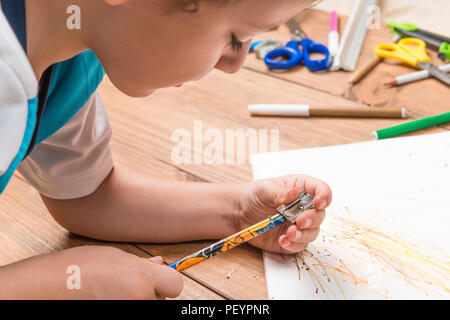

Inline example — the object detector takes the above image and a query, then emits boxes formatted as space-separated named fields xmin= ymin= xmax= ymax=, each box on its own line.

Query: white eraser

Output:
xmin=248 ymin=104 xmax=310 ymax=117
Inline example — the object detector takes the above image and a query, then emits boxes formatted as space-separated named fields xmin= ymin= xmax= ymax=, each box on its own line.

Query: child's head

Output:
xmin=86 ymin=0 xmax=315 ymax=96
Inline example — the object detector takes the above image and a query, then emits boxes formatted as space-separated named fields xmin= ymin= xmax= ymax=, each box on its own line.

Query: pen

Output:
xmin=372 ymin=112 xmax=450 ymax=140
xmin=248 ymin=104 xmax=407 ymax=119
xmin=328 ymin=11 xmax=340 ymax=58
xmin=384 ymin=63 xmax=450 ymax=86
xmin=169 ymin=191 xmax=314 ymax=272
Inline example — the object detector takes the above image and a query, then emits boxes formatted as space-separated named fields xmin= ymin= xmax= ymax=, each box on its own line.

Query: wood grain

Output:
xmin=99 ymin=67 xmax=448 ymax=185
xmin=245 ymin=10 xmax=450 ymax=108
xmin=0 ymin=175 xmax=222 ymax=300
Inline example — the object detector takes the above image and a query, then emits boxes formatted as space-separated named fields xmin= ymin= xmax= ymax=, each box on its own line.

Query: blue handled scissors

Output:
xmin=264 ymin=18 xmax=332 ymax=72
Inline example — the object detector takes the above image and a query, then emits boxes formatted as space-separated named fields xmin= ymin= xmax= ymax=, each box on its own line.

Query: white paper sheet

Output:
xmin=252 ymin=132 xmax=450 ymax=300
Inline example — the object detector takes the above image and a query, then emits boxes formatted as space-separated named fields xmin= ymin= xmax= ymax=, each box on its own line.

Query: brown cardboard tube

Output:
xmin=309 ymin=106 xmax=406 ymax=118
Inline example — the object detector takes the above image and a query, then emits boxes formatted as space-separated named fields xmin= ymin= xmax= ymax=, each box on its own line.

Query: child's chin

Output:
xmin=124 ymin=88 xmax=156 ymax=98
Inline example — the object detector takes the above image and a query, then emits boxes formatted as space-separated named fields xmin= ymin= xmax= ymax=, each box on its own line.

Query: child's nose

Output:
xmin=215 ymin=41 xmax=251 ymax=74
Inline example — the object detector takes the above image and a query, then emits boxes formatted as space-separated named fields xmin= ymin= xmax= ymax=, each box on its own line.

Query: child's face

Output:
xmin=91 ymin=0 xmax=313 ymax=97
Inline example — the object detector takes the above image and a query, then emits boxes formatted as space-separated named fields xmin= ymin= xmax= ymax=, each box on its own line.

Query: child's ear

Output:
xmin=103 ymin=0 xmax=129 ymax=6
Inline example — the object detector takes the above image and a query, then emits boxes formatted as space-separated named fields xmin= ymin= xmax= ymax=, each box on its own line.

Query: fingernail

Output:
xmin=320 ymin=199 xmax=327 ymax=209
xmin=295 ymin=230 xmax=303 ymax=241
xmin=150 ymin=256 xmax=163 ymax=264
xmin=304 ymin=218 xmax=312 ymax=228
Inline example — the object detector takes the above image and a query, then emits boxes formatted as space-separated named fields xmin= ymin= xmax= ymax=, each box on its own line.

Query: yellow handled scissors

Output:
xmin=375 ymin=38 xmax=450 ymax=86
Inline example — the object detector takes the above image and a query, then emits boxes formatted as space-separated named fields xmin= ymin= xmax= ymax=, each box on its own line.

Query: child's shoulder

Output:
xmin=37 ymin=50 xmax=106 ymax=144
xmin=0 ymin=9 xmax=38 ymax=99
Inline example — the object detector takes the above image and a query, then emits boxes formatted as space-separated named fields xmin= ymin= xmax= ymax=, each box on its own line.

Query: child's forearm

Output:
xmin=0 ymin=251 xmax=80 ymax=299
xmin=0 ymin=246 xmax=183 ymax=299
xmin=42 ymin=165 xmax=243 ymax=243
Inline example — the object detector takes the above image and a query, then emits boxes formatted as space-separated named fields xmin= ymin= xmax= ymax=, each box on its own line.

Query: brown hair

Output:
xmin=171 ymin=0 xmax=241 ymax=13
xmin=171 ymin=0 xmax=322 ymax=13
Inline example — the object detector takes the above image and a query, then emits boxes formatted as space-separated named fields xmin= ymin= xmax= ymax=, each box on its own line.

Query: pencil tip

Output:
xmin=383 ymin=80 xmax=395 ymax=87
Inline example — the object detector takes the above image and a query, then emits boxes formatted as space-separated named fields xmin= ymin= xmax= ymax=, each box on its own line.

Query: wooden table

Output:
xmin=1 ymin=10 xmax=448 ymax=300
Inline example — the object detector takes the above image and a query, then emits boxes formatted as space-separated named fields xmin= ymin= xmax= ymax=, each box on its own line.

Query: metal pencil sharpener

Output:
xmin=277 ymin=190 xmax=315 ymax=224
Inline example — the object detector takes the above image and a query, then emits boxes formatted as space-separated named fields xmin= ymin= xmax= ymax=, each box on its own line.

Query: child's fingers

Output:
xmin=149 ymin=256 xmax=164 ymax=264
xmin=295 ymin=209 xmax=326 ymax=230
xmin=292 ymin=175 xmax=332 ymax=210
xmin=279 ymin=234 xmax=307 ymax=253
xmin=307 ymin=180 xmax=332 ymax=210
xmin=285 ymin=225 xmax=321 ymax=244
xmin=254 ymin=181 xmax=299 ymax=208
xmin=151 ymin=264 xmax=184 ymax=299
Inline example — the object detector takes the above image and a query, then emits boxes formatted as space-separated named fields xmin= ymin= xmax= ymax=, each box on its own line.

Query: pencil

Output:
xmin=348 ymin=56 xmax=382 ymax=85
xmin=248 ymin=104 xmax=407 ymax=119
xmin=169 ymin=191 xmax=315 ymax=272
xmin=372 ymin=112 xmax=450 ymax=140
xmin=168 ymin=213 xmax=287 ymax=272
xmin=384 ymin=63 xmax=450 ymax=86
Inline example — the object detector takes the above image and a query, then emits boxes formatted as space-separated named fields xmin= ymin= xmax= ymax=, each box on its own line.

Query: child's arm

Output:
xmin=42 ymin=165 xmax=241 ymax=243
xmin=0 ymin=246 xmax=182 ymax=299
xmin=43 ymin=165 xmax=331 ymax=254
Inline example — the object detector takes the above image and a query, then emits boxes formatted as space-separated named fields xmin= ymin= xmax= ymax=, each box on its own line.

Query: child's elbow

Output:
xmin=41 ymin=194 xmax=94 ymax=238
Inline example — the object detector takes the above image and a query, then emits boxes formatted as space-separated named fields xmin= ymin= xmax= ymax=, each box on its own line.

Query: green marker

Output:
xmin=386 ymin=21 xmax=419 ymax=36
xmin=372 ymin=112 xmax=450 ymax=140
xmin=439 ymin=43 xmax=450 ymax=61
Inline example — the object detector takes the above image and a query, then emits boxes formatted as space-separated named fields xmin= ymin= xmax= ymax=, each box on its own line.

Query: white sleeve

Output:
xmin=17 ymin=91 xmax=114 ymax=200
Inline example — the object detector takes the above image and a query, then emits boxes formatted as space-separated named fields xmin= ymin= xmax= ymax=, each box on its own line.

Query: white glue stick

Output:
xmin=328 ymin=11 xmax=340 ymax=58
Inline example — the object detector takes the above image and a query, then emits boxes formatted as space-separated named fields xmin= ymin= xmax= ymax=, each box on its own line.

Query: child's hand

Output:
xmin=59 ymin=246 xmax=183 ymax=299
xmin=235 ymin=175 xmax=332 ymax=254
xmin=0 ymin=246 xmax=183 ymax=299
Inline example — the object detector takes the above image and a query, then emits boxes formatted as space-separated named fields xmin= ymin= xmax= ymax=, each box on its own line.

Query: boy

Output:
xmin=0 ymin=0 xmax=331 ymax=299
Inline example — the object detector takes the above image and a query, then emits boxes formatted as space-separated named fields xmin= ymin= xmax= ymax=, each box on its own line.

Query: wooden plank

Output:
xmin=313 ymin=0 xmax=449 ymax=35
xmin=105 ymin=108 xmax=269 ymax=299
xmin=99 ymin=68 xmax=449 ymax=185
xmin=245 ymin=9 xmax=450 ymax=108
xmin=2 ymin=7 xmax=446 ymax=301
xmin=99 ymin=66 xmax=447 ymax=299
xmin=139 ymin=241 xmax=267 ymax=300
xmin=245 ymin=9 xmax=353 ymax=96
xmin=109 ymin=136 xmax=266 ymax=299
xmin=0 ymin=176 xmax=222 ymax=300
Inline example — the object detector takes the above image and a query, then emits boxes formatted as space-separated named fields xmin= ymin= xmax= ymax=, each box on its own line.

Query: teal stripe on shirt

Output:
xmin=0 ymin=96 xmax=37 ymax=194
xmin=0 ymin=50 xmax=105 ymax=196
xmin=36 ymin=50 xmax=105 ymax=145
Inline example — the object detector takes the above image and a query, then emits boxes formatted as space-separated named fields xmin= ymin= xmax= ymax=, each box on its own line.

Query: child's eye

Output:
xmin=231 ymin=33 xmax=243 ymax=53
